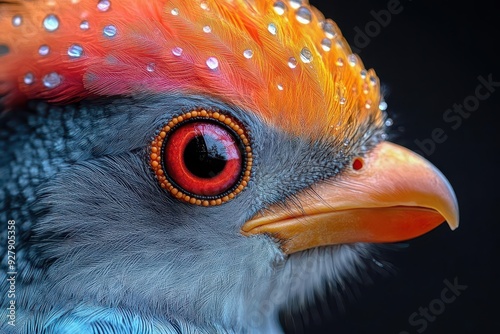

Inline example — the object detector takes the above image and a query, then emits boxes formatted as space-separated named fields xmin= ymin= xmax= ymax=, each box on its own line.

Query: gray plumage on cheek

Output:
xmin=33 ymin=153 xmax=375 ymax=332
xmin=1 ymin=94 xmax=385 ymax=332
xmin=33 ymin=153 xmax=282 ymax=328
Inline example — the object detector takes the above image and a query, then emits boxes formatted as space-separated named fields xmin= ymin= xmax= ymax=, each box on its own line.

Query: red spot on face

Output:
xmin=352 ymin=158 xmax=363 ymax=170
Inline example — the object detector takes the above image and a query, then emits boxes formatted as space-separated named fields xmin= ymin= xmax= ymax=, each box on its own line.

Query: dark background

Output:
xmin=282 ymin=0 xmax=499 ymax=333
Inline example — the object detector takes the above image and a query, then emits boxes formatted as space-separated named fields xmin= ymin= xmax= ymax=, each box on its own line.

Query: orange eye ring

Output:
xmin=150 ymin=109 xmax=252 ymax=206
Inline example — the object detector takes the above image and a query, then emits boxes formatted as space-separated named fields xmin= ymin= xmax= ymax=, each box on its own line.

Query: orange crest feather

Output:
xmin=0 ymin=0 xmax=384 ymax=138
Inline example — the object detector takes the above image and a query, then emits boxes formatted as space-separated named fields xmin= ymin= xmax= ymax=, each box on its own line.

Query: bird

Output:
xmin=0 ymin=0 xmax=459 ymax=333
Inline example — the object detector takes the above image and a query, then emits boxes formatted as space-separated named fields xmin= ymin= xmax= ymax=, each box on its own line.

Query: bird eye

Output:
xmin=150 ymin=109 xmax=252 ymax=206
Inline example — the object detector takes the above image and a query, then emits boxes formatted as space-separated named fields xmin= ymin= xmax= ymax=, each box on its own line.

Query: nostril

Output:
xmin=352 ymin=158 xmax=363 ymax=170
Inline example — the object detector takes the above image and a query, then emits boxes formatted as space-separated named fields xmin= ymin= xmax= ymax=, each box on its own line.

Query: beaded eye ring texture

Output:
xmin=150 ymin=109 xmax=252 ymax=206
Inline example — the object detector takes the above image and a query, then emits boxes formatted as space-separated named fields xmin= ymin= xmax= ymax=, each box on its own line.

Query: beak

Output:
xmin=241 ymin=142 xmax=459 ymax=254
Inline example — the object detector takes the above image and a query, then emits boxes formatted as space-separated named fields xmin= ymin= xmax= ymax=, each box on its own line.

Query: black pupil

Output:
xmin=184 ymin=135 xmax=227 ymax=178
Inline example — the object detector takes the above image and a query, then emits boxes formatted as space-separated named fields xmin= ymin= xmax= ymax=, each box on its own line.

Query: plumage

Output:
xmin=0 ymin=0 xmax=381 ymax=140
xmin=0 ymin=0 xmax=458 ymax=333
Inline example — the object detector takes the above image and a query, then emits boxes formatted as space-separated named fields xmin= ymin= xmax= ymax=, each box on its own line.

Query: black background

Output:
xmin=282 ymin=0 xmax=499 ymax=333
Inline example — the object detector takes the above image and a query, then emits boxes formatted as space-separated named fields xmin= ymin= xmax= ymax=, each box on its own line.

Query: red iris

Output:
xmin=163 ymin=121 xmax=244 ymax=197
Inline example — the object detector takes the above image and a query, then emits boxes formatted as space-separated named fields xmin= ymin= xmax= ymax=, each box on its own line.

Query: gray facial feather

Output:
xmin=1 ymin=94 xmax=384 ymax=333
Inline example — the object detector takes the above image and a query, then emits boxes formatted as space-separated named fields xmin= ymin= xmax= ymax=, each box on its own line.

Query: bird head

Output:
xmin=0 ymin=0 xmax=458 ymax=332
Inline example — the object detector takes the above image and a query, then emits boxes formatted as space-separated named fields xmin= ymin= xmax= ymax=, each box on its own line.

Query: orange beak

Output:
xmin=241 ymin=142 xmax=459 ymax=254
